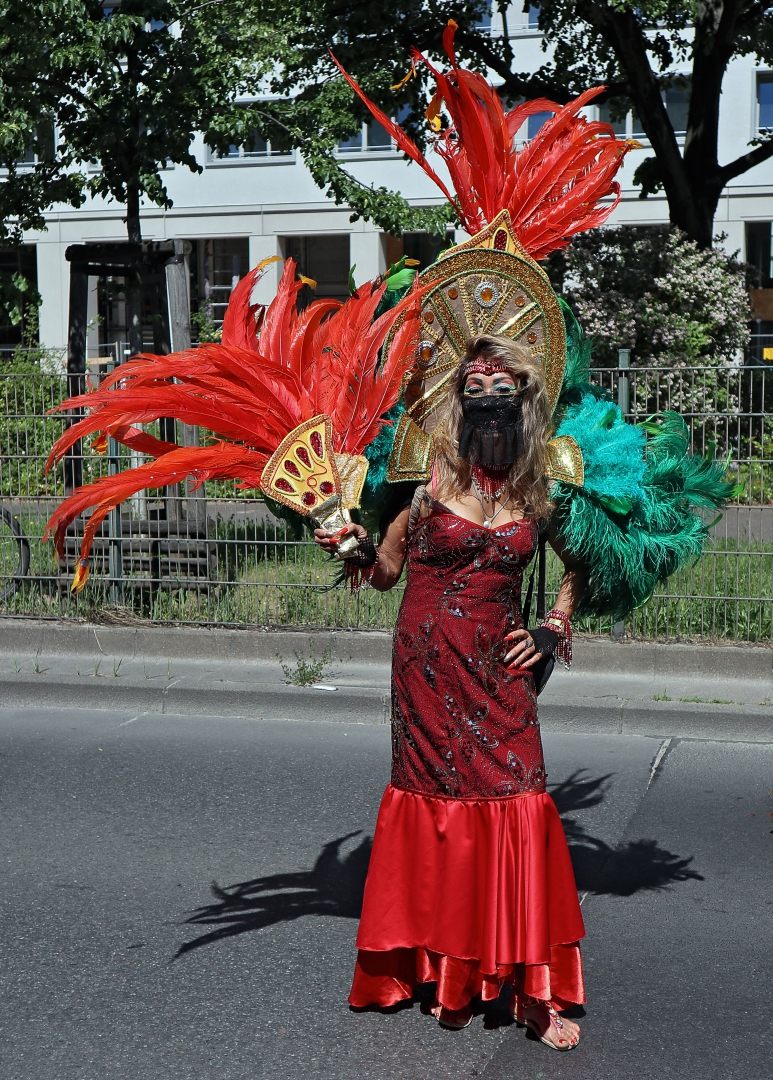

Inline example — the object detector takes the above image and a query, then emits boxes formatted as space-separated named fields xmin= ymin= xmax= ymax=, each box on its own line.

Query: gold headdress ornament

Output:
xmin=332 ymin=21 xmax=636 ymax=485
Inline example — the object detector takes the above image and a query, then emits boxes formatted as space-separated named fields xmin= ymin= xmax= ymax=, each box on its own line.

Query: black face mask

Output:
xmin=458 ymin=393 xmax=525 ymax=467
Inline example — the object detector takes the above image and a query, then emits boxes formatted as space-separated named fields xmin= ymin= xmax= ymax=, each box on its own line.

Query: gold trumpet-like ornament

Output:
xmin=259 ymin=415 xmax=369 ymax=560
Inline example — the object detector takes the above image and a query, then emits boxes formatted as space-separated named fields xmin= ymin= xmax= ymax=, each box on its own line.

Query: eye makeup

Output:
xmin=463 ymin=379 xmax=521 ymax=397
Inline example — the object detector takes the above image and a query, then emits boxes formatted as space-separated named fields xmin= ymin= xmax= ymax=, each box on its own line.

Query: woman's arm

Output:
xmin=312 ymin=505 xmax=411 ymax=592
xmin=503 ymin=526 xmax=588 ymax=669
xmin=545 ymin=527 xmax=588 ymax=621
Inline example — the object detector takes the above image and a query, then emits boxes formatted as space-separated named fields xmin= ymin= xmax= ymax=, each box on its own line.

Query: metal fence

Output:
xmin=0 ymin=361 xmax=770 ymax=641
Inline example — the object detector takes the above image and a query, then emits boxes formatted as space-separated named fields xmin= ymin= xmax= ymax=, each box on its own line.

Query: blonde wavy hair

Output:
xmin=432 ymin=335 xmax=553 ymax=521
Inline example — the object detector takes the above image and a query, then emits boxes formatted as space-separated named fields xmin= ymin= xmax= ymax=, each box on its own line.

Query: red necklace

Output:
xmin=471 ymin=465 xmax=508 ymax=500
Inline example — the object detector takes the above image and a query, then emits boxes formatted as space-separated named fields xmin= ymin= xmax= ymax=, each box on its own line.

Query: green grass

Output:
xmin=0 ymin=510 xmax=770 ymax=643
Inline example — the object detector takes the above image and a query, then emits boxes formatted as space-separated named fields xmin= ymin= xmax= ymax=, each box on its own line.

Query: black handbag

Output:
xmin=520 ymin=527 xmax=555 ymax=696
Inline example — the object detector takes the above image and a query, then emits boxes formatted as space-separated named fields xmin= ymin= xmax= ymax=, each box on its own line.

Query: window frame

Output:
xmin=335 ymin=118 xmax=402 ymax=159
xmin=206 ymin=131 xmax=295 ymax=167
xmin=756 ymin=72 xmax=773 ymax=134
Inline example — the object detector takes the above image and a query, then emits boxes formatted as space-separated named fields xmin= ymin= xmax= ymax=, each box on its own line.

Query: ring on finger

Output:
xmin=525 ymin=638 xmax=533 ymax=648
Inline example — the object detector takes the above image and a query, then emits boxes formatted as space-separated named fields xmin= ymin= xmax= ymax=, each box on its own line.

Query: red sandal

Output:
xmin=430 ymin=1003 xmax=474 ymax=1030
xmin=513 ymin=994 xmax=580 ymax=1051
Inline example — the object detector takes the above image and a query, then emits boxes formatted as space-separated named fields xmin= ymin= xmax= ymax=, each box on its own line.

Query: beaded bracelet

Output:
xmin=343 ymin=536 xmax=378 ymax=591
xmin=348 ymin=534 xmax=377 ymax=568
xmin=540 ymin=608 xmax=572 ymax=668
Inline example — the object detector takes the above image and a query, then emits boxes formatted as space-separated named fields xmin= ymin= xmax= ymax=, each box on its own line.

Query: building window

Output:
xmin=631 ymin=112 xmax=646 ymax=139
xmin=597 ymin=101 xmax=627 ymax=136
xmin=282 ymin=235 xmax=351 ymax=302
xmin=476 ymin=7 xmax=492 ymax=32
xmin=15 ymin=118 xmax=54 ymax=167
xmin=190 ymin=238 xmax=250 ymax=327
xmin=209 ymin=130 xmax=292 ymax=162
xmin=338 ymin=119 xmax=395 ymax=154
xmin=386 ymin=231 xmax=454 ymax=272
xmin=664 ymin=85 xmax=690 ymax=135
xmin=746 ymin=221 xmax=773 ymax=288
xmin=0 ymin=245 xmax=37 ymax=347
xmin=757 ymin=74 xmax=773 ymax=131
xmin=527 ymin=4 xmax=540 ymax=28
xmin=601 ymin=85 xmax=689 ymax=141
xmin=528 ymin=111 xmax=553 ymax=139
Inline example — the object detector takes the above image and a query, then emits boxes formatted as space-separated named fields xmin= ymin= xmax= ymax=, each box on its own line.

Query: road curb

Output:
xmin=0 ymin=676 xmax=391 ymax=724
xmin=0 ymin=618 xmax=770 ymax=680
xmin=1 ymin=673 xmax=771 ymax=741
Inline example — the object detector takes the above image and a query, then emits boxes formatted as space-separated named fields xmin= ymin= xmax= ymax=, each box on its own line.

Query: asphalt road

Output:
xmin=1 ymin=707 xmax=771 ymax=1080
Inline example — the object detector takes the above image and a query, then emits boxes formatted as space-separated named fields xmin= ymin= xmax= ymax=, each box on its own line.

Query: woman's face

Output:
xmin=462 ymin=371 xmax=519 ymax=397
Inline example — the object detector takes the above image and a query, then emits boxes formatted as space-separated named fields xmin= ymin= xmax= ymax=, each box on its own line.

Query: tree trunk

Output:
xmin=125 ymin=181 xmax=143 ymax=358
xmin=665 ymin=185 xmax=719 ymax=250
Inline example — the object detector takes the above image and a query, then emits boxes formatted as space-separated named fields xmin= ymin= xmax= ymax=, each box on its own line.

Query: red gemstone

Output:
xmin=284 ymin=460 xmax=301 ymax=478
xmin=275 ymin=478 xmax=294 ymax=493
xmin=301 ymin=491 xmax=317 ymax=506
xmin=319 ymin=481 xmax=334 ymax=495
xmin=296 ymin=446 xmax=311 ymax=468
xmin=494 ymin=229 xmax=508 ymax=250
xmin=310 ymin=431 xmax=324 ymax=458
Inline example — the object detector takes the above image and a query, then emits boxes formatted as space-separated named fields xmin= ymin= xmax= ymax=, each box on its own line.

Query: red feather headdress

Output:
xmin=332 ymin=19 xmax=637 ymax=260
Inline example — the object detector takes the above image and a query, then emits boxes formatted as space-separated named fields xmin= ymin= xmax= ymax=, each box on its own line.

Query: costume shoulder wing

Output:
xmin=549 ymin=318 xmax=739 ymax=619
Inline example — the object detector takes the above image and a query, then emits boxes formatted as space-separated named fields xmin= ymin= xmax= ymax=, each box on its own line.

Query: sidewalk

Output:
xmin=0 ymin=618 xmax=770 ymax=740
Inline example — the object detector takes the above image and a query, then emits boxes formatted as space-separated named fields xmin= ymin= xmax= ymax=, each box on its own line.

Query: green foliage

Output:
xmin=67 ymin=1 xmax=265 ymax=238
xmin=4 ymin=2 xmax=267 ymax=243
xmin=278 ymin=647 xmax=333 ymax=685
xmin=550 ymin=226 xmax=751 ymax=368
xmin=0 ymin=2 xmax=86 ymax=241
xmin=190 ymin=308 xmax=222 ymax=344
xmin=0 ymin=270 xmax=41 ymax=342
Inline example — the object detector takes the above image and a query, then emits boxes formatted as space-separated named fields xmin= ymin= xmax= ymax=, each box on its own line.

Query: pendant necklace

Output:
xmin=471 ymin=475 xmax=508 ymax=529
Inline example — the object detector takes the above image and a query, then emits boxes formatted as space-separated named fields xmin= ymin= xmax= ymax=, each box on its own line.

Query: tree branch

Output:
xmin=174 ymin=0 xmax=235 ymax=20
xmin=452 ymin=28 xmax=573 ymax=103
xmin=718 ymin=135 xmax=773 ymax=186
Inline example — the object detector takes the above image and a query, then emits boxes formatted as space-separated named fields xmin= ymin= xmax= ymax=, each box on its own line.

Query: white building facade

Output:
xmin=13 ymin=10 xmax=773 ymax=354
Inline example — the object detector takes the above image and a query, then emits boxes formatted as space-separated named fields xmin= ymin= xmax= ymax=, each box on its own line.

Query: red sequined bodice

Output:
xmin=391 ymin=508 xmax=547 ymax=799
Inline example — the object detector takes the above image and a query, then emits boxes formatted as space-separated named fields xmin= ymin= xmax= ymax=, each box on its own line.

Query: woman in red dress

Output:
xmin=315 ymin=334 xmax=587 ymax=1051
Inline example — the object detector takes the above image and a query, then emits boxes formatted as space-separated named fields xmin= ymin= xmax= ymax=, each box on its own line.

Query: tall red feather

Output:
xmin=334 ymin=21 xmax=635 ymax=259
xmin=43 ymin=442 xmax=267 ymax=589
xmin=220 ymin=256 xmax=281 ymax=351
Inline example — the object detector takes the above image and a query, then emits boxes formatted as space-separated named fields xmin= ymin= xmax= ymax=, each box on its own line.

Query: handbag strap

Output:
xmin=522 ymin=524 xmax=549 ymax=628
xmin=407 ymin=484 xmax=428 ymax=537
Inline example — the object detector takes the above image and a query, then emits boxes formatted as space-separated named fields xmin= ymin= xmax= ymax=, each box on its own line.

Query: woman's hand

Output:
xmin=502 ymin=627 xmax=543 ymax=670
xmin=312 ymin=521 xmax=368 ymax=556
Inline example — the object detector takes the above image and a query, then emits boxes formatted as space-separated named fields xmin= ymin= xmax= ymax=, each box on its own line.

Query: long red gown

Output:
xmin=349 ymin=507 xmax=586 ymax=1012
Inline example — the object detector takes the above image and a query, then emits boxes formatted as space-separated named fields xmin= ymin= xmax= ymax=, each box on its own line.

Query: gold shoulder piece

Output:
xmin=387 ymin=412 xmax=435 ymax=482
xmin=547 ymin=435 xmax=584 ymax=487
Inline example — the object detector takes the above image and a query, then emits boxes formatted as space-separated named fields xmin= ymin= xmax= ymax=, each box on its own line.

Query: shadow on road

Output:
xmin=175 ymin=830 xmax=371 ymax=958
xmin=551 ymin=770 xmax=704 ymax=896
xmin=176 ymin=773 xmax=702 ymax=957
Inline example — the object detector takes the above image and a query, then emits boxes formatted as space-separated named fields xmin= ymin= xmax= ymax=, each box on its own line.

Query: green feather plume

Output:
xmin=549 ymin=309 xmax=738 ymax=619
xmin=552 ymin=406 xmax=739 ymax=619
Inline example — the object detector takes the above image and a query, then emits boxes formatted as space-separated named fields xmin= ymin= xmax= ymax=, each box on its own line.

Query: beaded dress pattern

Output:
xmin=391 ymin=506 xmax=546 ymax=799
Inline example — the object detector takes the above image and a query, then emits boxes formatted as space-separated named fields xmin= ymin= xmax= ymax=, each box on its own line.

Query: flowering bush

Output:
xmin=549 ymin=226 xmax=751 ymax=369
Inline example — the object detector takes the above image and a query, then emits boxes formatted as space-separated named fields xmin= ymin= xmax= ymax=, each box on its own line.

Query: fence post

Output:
xmin=64 ymin=266 xmax=88 ymax=494
xmin=165 ymin=239 xmax=207 ymax=534
xmin=105 ymin=359 xmax=123 ymax=604
xmin=611 ymin=349 xmax=631 ymax=642
xmin=617 ymin=348 xmax=630 ymax=414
